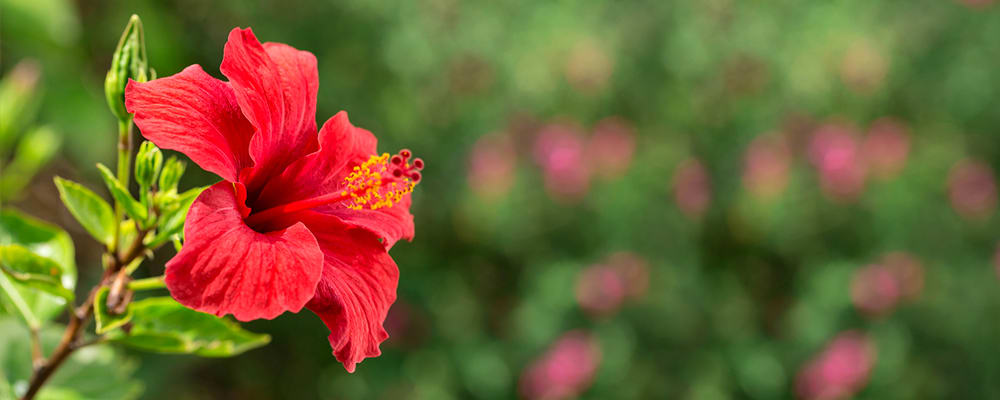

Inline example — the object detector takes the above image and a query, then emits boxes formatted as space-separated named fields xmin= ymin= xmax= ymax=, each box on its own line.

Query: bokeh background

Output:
xmin=3 ymin=0 xmax=1000 ymax=399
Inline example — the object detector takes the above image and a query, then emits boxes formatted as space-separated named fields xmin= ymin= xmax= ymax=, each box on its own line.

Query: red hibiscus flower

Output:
xmin=124 ymin=27 xmax=422 ymax=372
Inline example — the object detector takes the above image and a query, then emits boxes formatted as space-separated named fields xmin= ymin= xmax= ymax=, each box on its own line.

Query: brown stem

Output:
xmin=29 ymin=328 xmax=43 ymax=370
xmin=20 ymin=229 xmax=149 ymax=400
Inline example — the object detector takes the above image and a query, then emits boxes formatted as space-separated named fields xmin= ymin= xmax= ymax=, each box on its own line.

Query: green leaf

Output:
xmin=107 ymin=297 xmax=270 ymax=357
xmin=147 ymin=186 xmax=204 ymax=248
xmin=0 ymin=317 xmax=143 ymax=399
xmin=0 ymin=245 xmax=74 ymax=301
xmin=0 ymin=209 xmax=75 ymax=323
xmin=53 ymin=177 xmax=115 ymax=246
xmin=93 ymin=286 xmax=132 ymax=335
xmin=96 ymin=163 xmax=148 ymax=226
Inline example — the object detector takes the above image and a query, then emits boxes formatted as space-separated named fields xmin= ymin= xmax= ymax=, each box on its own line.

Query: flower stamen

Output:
xmin=244 ymin=150 xmax=423 ymax=228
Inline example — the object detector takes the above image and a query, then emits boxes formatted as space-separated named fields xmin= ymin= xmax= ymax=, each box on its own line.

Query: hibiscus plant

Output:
xmin=1 ymin=15 xmax=420 ymax=400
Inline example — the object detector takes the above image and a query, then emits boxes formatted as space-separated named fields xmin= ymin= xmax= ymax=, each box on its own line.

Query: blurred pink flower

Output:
xmin=796 ymin=331 xmax=876 ymax=400
xmin=862 ymin=118 xmax=911 ymax=180
xmin=587 ymin=117 xmax=636 ymax=180
xmin=947 ymin=159 xmax=997 ymax=220
xmin=743 ymin=134 xmax=792 ymax=199
xmin=851 ymin=264 xmax=901 ymax=317
xmin=576 ymin=266 xmax=627 ymax=317
xmin=575 ymin=252 xmax=649 ymax=317
xmin=468 ymin=132 xmax=518 ymax=200
xmin=520 ymin=331 xmax=602 ymax=400
xmin=808 ymin=124 xmax=867 ymax=202
xmin=881 ymin=252 xmax=924 ymax=301
xmin=673 ymin=158 xmax=712 ymax=218
xmin=607 ymin=252 xmax=649 ymax=299
xmin=534 ymin=124 xmax=591 ymax=203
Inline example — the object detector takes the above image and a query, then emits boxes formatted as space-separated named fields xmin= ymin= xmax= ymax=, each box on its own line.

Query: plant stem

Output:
xmin=116 ymin=119 xmax=133 ymax=193
xmin=19 ymin=230 xmax=149 ymax=400
xmin=29 ymin=327 xmax=43 ymax=369
xmin=128 ymin=275 xmax=166 ymax=291
xmin=110 ymin=120 xmax=133 ymax=253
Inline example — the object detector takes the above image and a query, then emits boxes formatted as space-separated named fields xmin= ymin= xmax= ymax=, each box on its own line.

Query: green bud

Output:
xmin=158 ymin=156 xmax=186 ymax=193
xmin=104 ymin=14 xmax=149 ymax=122
xmin=134 ymin=140 xmax=162 ymax=189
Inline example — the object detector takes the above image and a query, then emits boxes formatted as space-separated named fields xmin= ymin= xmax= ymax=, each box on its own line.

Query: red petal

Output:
xmin=220 ymin=28 xmax=319 ymax=190
xmin=322 ymin=194 xmax=415 ymax=249
xmin=165 ymin=182 xmax=324 ymax=321
xmin=253 ymin=111 xmax=374 ymax=209
xmin=254 ymin=111 xmax=415 ymax=247
xmin=125 ymin=65 xmax=254 ymax=182
xmin=299 ymin=211 xmax=399 ymax=372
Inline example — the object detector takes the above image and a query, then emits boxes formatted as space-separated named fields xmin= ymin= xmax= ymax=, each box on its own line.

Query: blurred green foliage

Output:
xmin=2 ymin=0 xmax=999 ymax=399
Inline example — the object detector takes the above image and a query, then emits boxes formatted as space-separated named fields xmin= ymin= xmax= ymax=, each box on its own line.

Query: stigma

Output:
xmin=342 ymin=149 xmax=423 ymax=210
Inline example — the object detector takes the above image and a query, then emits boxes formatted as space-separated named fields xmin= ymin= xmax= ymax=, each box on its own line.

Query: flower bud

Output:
xmin=105 ymin=15 xmax=148 ymax=122
xmin=158 ymin=156 xmax=186 ymax=193
xmin=135 ymin=140 xmax=162 ymax=189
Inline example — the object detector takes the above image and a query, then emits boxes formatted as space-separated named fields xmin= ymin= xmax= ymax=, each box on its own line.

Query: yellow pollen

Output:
xmin=341 ymin=153 xmax=416 ymax=210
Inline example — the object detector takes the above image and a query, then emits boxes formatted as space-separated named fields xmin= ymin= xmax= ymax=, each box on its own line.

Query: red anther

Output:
xmin=392 ymin=168 xmax=404 ymax=177
xmin=391 ymin=155 xmax=404 ymax=165
xmin=412 ymin=158 xmax=424 ymax=170
xmin=399 ymin=149 xmax=411 ymax=159
xmin=410 ymin=171 xmax=421 ymax=182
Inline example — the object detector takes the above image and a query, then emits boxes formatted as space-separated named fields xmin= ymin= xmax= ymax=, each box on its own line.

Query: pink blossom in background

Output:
xmin=520 ymin=331 xmax=602 ymax=400
xmin=673 ymin=158 xmax=712 ymax=218
xmin=468 ymin=132 xmax=518 ymax=201
xmin=534 ymin=124 xmax=590 ymax=203
xmin=947 ymin=159 xmax=997 ymax=220
xmin=743 ymin=134 xmax=792 ymax=199
xmin=863 ymin=118 xmax=911 ymax=180
xmin=607 ymin=252 xmax=649 ymax=299
xmin=881 ymin=252 xmax=924 ymax=301
xmin=808 ymin=124 xmax=867 ymax=202
xmin=796 ymin=331 xmax=876 ymax=400
xmin=575 ymin=252 xmax=649 ymax=317
xmin=575 ymin=266 xmax=627 ymax=317
xmin=587 ymin=117 xmax=636 ymax=180
xmin=850 ymin=264 xmax=901 ymax=317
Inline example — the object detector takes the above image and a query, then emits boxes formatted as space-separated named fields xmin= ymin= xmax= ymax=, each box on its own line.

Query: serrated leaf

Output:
xmin=93 ymin=286 xmax=132 ymax=334
xmin=0 ymin=245 xmax=74 ymax=301
xmin=147 ymin=186 xmax=204 ymax=248
xmin=96 ymin=163 xmax=148 ymax=226
xmin=54 ymin=177 xmax=115 ymax=246
xmin=0 ymin=317 xmax=143 ymax=400
xmin=107 ymin=297 xmax=269 ymax=357
xmin=0 ymin=209 xmax=75 ymax=323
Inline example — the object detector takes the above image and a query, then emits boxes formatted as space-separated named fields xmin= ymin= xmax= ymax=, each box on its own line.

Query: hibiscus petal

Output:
xmin=323 ymin=195 xmax=415 ymax=249
xmin=253 ymin=111 xmax=375 ymax=209
xmin=165 ymin=182 xmax=324 ymax=321
xmin=220 ymin=27 xmax=319 ymax=189
xmin=125 ymin=65 xmax=254 ymax=182
xmin=254 ymin=111 xmax=415 ymax=247
xmin=299 ymin=211 xmax=399 ymax=372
